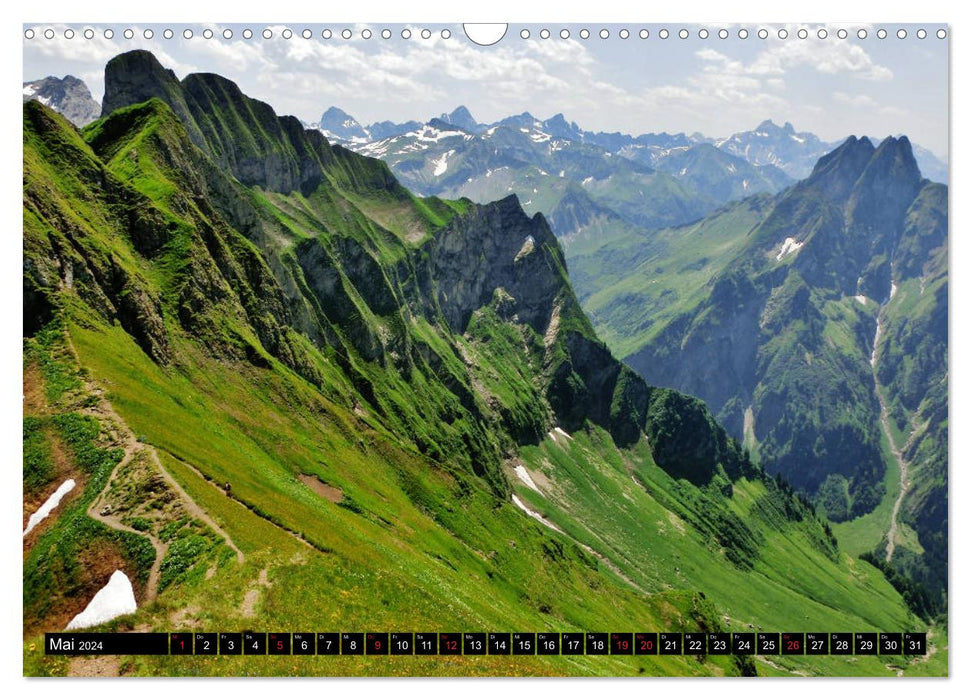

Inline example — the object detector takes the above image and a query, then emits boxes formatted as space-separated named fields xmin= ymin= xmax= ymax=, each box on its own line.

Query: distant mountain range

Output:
xmin=314 ymin=105 xmax=948 ymax=184
xmin=312 ymin=107 xmax=797 ymax=254
xmin=22 ymin=75 xmax=100 ymax=127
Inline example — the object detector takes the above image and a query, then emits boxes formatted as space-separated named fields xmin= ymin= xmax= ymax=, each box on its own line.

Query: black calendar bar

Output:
xmin=45 ymin=633 xmax=169 ymax=655
xmin=43 ymin=631 xmax=927 ymax=656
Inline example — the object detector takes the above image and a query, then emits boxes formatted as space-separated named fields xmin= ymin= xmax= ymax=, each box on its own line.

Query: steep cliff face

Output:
xmin=102 ymin=50 xmax=349 ymax=195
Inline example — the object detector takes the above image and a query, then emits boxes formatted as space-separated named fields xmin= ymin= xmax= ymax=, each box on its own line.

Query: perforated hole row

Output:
xmin=22 ymin=26 xmax=948 ymax=41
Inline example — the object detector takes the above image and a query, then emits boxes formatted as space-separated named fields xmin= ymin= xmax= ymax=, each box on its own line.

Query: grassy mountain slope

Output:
xmin=22 ymin=53 xmax=941 ymax=677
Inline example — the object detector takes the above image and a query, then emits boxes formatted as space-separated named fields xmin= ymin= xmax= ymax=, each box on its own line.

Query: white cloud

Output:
xmin=748 ymin=32 xmax=893 ymax=81
xmin=833 ymin=91 xmax=907 ymax=118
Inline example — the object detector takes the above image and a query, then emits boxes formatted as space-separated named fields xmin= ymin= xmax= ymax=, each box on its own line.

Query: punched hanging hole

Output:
xmin=463 ymin=23 xmax=507 ymax=46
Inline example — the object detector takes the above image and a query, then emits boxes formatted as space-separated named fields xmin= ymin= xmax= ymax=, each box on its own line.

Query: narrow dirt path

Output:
xmin=155 ymin=445 xmax=327 ymax=555
xmin=63 ymin=334 xmax=245 ymax=599
xmin=83 ymin=401 xmax=245 ymax=569
xmin=145 ymin=449 xmax=244 ymax=563
xmin=86 ymin=443 xmax=168 ymax=602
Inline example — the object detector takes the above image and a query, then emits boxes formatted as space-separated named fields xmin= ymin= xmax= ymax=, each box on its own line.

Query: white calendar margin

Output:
xmin=4 ymin=0 xmax=962 ymax=698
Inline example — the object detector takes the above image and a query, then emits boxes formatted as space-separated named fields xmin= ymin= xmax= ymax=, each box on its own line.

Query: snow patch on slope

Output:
xmin=511 ymin=495 xmax=562 ymax=532
xmin=432 ymin=149 xmax=455 ymax=176
xmin=66 ymin=570 xmax=137 ymax=630
xmin=514 ymin=465 xmax=542 ymax=494
xmin=775 ymin=237 xmax=804 ymax=261
xmin=23 ymin=479 xmax=75 ymax=537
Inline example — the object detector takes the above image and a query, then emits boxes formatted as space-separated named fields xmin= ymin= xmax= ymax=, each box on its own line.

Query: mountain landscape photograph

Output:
xmin=21 ymin=23 xmax=948 ymax=679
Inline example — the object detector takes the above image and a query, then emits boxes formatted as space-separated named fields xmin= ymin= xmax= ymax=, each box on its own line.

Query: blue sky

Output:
xmin=23 ymin=22 xmax=949 ymax=158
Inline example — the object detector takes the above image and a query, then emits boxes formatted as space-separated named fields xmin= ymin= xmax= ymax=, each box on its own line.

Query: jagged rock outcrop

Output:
xmin=101 ymin=50 xmax=341 ymax=194
xmin=23 ymin=75 xmax=100 ymax=126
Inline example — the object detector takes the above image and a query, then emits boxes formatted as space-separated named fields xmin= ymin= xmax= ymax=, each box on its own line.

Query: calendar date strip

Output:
xmin=45 ymin=631 xmax=927 ymax=657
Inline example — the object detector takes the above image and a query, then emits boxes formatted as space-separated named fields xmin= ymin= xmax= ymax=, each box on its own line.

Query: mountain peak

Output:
xmin=102 ymin=50 xmax=340 ymax=194
xmin=319 ymin=106 xmax=368 ymax=140
xmin=806 ymin=134 xmax=923 ymax=206
xmin=858 ymin=134 xmax=922 ymax=191
xmin=321 ymin=106 xmax=354 ymax=120
xmin=23 ymin=74 xmax=100 ymax=127
xmin=448 ymin=105 xmax=474 ymax=121
xmin=102 ymin=50 xmax=181 ymax=116
xmin=441 ymin=105 xmax=481 ymax=133
xmin=805 ymin=135 xmax=876 ymax=198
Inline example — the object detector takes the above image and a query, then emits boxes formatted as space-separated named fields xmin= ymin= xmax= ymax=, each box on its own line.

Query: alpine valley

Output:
xmin=22 ymin=52 xmax=945 ymax=678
